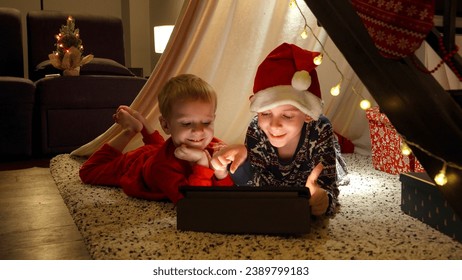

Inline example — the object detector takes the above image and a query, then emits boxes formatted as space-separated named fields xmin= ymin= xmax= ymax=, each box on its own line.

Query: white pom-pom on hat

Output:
xmin=291 ymin=70 xmax=311 ymax=91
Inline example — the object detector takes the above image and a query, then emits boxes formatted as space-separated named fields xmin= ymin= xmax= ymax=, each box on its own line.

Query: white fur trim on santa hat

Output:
xmin=250 ymin=85 xmax=323 ymax=120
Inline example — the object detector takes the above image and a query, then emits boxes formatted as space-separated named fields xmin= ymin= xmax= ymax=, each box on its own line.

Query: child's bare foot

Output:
xmin=113 ymin=108 xmax=143 ymax=135
xmin=117 ymin=105 xmax=146 ymax=125
xmin=116 ymin=105 xmax=156 ymax=135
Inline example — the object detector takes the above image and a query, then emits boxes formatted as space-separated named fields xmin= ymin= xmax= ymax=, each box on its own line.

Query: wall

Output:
xmin=125 ymin=0 xmax=150 ymax=77
xmin=149 ymin=0 xmax=184 ymax=74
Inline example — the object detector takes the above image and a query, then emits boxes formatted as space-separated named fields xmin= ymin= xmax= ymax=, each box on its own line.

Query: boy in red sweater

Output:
xmin=79 ymin=74 xmax=234 ymax=203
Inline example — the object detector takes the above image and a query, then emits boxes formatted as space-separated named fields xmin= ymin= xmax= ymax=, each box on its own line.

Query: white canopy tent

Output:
xmin=71 ymin=0 xmax=460 ymax=157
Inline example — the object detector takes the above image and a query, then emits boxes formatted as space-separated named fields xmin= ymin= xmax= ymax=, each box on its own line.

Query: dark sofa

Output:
xmin=0 ymin=7 xmax=36 ymax=158
xmin=1 ymin=9 xmax=148 ymax=159
xmin=35 ymin=75 xmax=146 ymax=155
xmin=26 ymin=11 xmax=147 ymax=156
xmin=0 ymin=77 xmax=36 ymax=158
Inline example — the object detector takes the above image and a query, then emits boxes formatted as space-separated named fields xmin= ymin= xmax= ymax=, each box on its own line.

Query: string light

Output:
xmin=400 ymin=141 xmax=412 ymax=156
xmin=291 ymin=0 xmax=373 ymax=109
xmin=289 ymin=0 xmax=297 ymax=9
xmin=352 ymin=86 xmax=372 ymax=110
xmin=359 ymin=99 xmax=371 ymax=110
xmin=330 ymin=82 xmax=341 ymax=96
xmin=313 ymin=53 xmax=323 ymax=65
xmin=290 ymin=0 xmax=461 ymax=186
xmin=434 ymin=163 xmax=448 ymax=186
xmin=400 ymin=136 xmax=462 ymax=187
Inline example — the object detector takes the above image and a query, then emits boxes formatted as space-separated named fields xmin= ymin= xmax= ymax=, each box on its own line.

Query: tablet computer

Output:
xmin=176 ymin=186 xmax=311 ymax=234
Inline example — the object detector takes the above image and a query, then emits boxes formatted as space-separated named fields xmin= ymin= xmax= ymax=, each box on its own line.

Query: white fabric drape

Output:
xmin=421 ymin=38 xmax=462 ymax=90
xmin=71 ymin=0 xmax=375 ymax=157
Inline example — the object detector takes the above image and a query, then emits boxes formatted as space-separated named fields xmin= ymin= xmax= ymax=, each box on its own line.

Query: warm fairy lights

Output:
xmin=400 ymin=141 xmax=412 ymax=156
xmin=351 ymin=85 xmax=371 ymax=110
xmin=330 ymin=83 xmax=341 ymax=96
xmin=290 ymin=0 xmax=371 ymax=110
xmin=313 ymin=53 xmax=323 ymax=65
xmin=399 ymin=136 xmax=462 ymax=187
xmin=359 ymin=99 xmax=371 ymax=110
xmin=289 ymin=0 xmax=297 ymax=9
xmin=48 ymin=15 xmax=93 ymax=74
xmin=290 ymin=0 xmax=461 ymax=186
xmin=434 ymin=163 xmax=448 ymax=186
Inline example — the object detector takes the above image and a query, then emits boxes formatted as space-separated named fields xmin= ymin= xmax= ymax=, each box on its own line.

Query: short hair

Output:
xmin=158 ymin=74 xmax=217 ymax=119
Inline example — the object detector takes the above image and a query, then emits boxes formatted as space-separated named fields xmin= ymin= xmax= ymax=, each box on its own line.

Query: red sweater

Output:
xmin=119 ymin=136 xmax=234 ymax=203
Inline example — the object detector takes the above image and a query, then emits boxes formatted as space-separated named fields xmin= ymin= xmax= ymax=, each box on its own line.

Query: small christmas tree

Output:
xmin=48 ymin=16 xmax=93 ymax=76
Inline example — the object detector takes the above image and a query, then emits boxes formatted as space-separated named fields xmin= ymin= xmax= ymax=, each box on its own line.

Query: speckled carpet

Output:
xmin=50 ymin=153 xmax=462 ymax=260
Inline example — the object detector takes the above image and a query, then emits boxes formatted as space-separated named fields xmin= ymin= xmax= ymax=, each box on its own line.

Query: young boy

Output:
xmin=211 ymin=43 xmax=346 ymax=216
xmin=79 ymin=74 xmax=234 ymax=203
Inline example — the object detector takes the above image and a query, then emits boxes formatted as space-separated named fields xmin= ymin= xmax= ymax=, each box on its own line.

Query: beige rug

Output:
xmin=50 ymin=153 xmax=462 ymax=260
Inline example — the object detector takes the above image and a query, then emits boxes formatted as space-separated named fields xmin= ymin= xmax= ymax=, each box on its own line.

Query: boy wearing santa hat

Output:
xmin=212 ymin=43 xmax=346 ymax=216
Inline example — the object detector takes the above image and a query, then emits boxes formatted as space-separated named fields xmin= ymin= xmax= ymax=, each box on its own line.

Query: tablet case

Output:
xmin=176 ymin=186 xmax=311 ymax=234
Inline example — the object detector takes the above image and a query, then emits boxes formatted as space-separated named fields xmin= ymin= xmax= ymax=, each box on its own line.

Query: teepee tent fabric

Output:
xmin=71 ymin=0 xmax=375 ymax=157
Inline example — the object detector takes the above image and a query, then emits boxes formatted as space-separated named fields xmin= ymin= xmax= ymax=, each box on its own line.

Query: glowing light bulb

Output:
xmin=359 ymin=99 xmax=371 ymax=110
xmin=330 ymin=83 xmax=341 ymax=96
xmin=313 ymin=53 xmax=323 ymax=65
xmin=400 ymin=141 xmax=412 ymax=156
xmin=301 ymin=29 xmax=308 ymax=39
xmin=434 ymin=164 xmax=448 ymax=186
xmin=289 ymin=0 xmax=296 ymax=8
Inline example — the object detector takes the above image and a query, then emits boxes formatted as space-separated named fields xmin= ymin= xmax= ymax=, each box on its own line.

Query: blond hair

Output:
xmin=158 ymin=74 xmax=217 ymax=119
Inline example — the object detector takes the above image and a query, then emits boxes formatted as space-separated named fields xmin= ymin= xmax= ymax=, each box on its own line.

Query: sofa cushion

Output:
xmin=34 ymin=58 xmax=135 ymax=80
xmin=80 ymin=58 xmax=135 ymax=76
xmin=0 ymin=77 xmax=35 ymax=103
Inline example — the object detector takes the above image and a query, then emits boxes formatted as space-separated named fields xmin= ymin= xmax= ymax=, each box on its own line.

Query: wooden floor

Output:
xmin=0 ymin=158 xmax=91 ymax=260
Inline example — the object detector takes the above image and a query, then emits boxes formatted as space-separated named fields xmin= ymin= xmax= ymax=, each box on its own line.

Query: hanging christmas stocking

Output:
xmin=350 ymin=0 xmax=435 ymax=59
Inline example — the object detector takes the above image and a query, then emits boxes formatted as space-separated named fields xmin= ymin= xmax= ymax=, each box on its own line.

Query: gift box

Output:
xmin=366 ymin=106 xmax=425 ymax=174
xmin=400 ymin=172 xmax=462 ymax=243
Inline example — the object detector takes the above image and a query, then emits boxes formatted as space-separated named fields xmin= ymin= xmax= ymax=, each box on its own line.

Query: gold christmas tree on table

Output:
xmin=48 ymin=16 xmax=93 ymax=76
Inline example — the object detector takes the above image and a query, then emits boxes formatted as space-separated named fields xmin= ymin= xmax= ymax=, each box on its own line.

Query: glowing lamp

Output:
xmin=154 ymin=25 xmax=174 ymax=54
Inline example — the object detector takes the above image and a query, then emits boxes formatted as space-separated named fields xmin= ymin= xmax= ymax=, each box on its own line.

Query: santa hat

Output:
xmin=250 ymin=43 xmax=323 ymax=120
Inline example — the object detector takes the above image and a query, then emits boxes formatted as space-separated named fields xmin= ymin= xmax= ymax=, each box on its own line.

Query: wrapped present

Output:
xmin=400 ymin=172 xmax=462 ymax=243
xmin=366 ymin=106 xmax=425 ymax=174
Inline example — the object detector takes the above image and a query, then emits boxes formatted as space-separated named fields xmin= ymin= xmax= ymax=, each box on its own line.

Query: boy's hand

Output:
xmin=174 ymin=144 xmax=209 ymax=167
xmin=306 ymin=163 xmax=329 ymax=216
xmin=213 ymin=168 xmax=228 ymax=180
xmin=211 ymin=144 xmax=247 ymax=174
